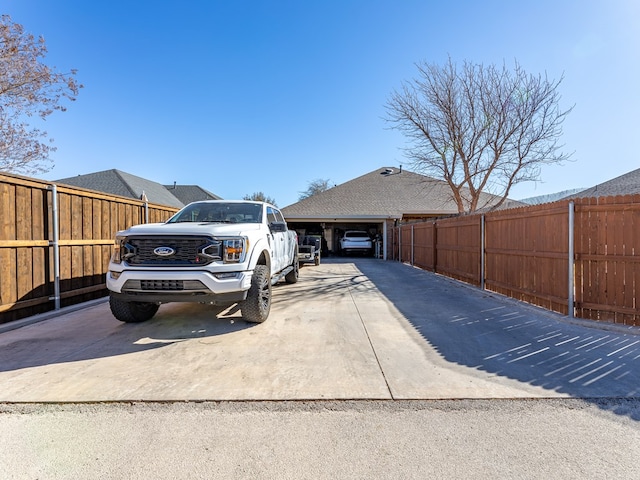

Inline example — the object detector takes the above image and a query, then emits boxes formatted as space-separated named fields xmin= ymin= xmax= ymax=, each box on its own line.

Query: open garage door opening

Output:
xmin=288 ymin=222 xmax=385 ymax=258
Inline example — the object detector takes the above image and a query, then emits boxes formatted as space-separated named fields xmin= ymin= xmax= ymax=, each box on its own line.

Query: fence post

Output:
xmin=481 ymin=214 xmax=485 ymax=290
xmin=433 ymin=220 xmax=437 ymax=273
xmin=568 ymin=201 xmax=575 ymax=318
xmin=411 ymin=224 xmax=414 ymax=266
xmin=48 ymin=184 xmax=61 ymax=311
xmin=398 ymin=226 xmax=402 ymax=263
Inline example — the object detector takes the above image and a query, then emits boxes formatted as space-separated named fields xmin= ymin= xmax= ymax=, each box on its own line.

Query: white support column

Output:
xmin=382 ymin=221 xmax=388 ymax=260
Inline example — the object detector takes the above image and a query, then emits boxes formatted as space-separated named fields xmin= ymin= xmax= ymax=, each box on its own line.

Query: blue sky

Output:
xmin=2 ymin=0 xmax=639 ymax=207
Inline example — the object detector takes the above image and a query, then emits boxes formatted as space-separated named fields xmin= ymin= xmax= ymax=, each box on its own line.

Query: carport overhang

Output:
xmin=284 ymin=214 xmax=402 ymax=260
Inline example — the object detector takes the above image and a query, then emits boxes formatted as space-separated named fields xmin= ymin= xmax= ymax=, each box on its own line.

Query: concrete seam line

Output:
xmin=347 ymin=281 xmax=394 ymax=400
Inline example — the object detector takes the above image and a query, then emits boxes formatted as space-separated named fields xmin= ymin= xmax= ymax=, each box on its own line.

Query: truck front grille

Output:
xmin=123 ymin=236 xmax=220 ymax=266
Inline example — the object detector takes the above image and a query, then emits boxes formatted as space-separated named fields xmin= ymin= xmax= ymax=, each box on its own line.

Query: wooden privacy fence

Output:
xmin=392 ymin=195 xmax=640 ymax=326
xmin=0 ymin=172 xmax=179 ymax=324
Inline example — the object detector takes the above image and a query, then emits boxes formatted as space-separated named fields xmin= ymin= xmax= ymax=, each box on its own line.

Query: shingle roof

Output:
xmin=55 ymin=169 xmax=185 ymax=208
xmin=162 ymin=185 xmax=222 ymax=204
xmin=518 ymin=188 xmax=586 ymax=205
xmin=568 ymin=167 xmax=640 ymax=198
xmin=282 ymin=167 xmax=514 ymax=219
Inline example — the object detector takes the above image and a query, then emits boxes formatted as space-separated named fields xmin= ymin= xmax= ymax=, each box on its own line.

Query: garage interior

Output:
xmin=288 ymin=221 xmax=387 ymax=258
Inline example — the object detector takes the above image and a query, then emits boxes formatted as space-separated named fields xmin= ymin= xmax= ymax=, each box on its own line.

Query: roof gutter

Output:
xmin=283 ymin=214 xmax=402 ymax=222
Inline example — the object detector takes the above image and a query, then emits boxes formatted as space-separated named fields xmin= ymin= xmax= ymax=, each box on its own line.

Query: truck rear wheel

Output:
xmin=285 ymin=252 xmax=299 ymax=284
xmin=241 ymin=264 xmax=271 ymax=323
xmin=109 ymin=295 xmax=159 ymax=323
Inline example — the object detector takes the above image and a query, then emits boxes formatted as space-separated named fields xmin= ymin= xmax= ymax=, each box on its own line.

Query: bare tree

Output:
xmin=243 ymin=191 xmax=277 ymax=205
xmin=0 ymin=15 xmax=81 ymax=175
xmin=386 ymin=58 xmax=573 ymax=213
xmin=298 ymin=178 xmax=332 ymax=201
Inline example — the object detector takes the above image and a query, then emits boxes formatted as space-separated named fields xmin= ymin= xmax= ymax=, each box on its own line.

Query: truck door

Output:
xmin=267 ymin=206 xmax=287 ymax=273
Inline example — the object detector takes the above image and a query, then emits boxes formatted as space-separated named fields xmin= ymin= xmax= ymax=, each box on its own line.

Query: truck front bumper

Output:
xmin=106 ymin=269 xmax=252 ymax=304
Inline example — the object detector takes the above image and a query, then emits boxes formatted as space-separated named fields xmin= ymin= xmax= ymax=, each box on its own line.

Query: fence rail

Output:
xmin=0 ymin=172 xmax=179 ymax=324
xmin=392 ymin=195 xmax=640 ymax=327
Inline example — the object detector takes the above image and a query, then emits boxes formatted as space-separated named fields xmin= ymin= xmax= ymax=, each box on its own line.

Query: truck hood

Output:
xmin=118 ymin=222 xmax=262 ymax=237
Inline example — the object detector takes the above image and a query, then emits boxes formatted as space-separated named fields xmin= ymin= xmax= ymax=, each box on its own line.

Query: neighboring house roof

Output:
xmin=55 ymin=169 xmax=185 ymax=208
xmin=163 ymin=184 xmax=222 ymax=205
xmin=282 ymin=167 xmax=518 ymax=220
xmin=518 ymin=188 xmax=586 ymax=205
xmin=54 ymin=169 xmax=222 ymax=208
xmin=567 ymin=167 xmax=640 ymax=198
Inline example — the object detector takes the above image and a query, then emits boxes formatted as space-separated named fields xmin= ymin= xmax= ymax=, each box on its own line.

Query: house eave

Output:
xmin=283 ymin=214 xmax=402 ymax=223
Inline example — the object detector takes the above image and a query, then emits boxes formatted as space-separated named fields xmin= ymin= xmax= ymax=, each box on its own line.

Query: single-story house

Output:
xmin=281 ymin=166 xmax=517 ymax=260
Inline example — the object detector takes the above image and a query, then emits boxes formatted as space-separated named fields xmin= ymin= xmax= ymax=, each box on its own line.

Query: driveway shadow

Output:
xmin=346 ymin=258 xmax=640 ymax=419
xmin=0 ymin=302 xmax=255 ymax=373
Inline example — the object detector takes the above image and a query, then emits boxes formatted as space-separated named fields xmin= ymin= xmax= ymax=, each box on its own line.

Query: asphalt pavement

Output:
xmin=2 ymin=399 xmax=639 ymax=480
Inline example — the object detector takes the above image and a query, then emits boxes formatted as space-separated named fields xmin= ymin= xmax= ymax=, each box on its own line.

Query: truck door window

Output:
xmin=267 ymin=207 xmax=278 ymax=224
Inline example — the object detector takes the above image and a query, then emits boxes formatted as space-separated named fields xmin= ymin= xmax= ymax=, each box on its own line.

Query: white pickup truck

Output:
xmin=106 ymin=200 xmax=298 ymax=324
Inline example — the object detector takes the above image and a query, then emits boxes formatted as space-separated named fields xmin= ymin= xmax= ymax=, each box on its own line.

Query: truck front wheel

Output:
xmin=241 ymin=264 xmax=271 ymax=323
xmin=109 ymin=295 xmax=159 ymax=323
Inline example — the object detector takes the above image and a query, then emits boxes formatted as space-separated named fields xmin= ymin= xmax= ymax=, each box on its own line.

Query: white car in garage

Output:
xmin=339 ymin=230 xmax=373 ymax=255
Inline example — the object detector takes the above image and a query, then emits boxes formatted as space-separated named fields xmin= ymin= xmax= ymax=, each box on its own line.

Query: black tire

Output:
xmin=285 ymin=250 xmax=299 ymax=284
xmin=241 ymin=264 xmax=271 ymax=323
xmin=109 ymin=294 xmax=159 ymax=323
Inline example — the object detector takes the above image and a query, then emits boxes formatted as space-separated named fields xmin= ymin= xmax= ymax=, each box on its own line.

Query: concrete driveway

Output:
xmin=1 ymin=258 xmax=639 ymax=402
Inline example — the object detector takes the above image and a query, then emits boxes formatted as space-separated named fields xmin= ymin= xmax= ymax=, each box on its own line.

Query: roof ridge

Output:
xmin=113 ymin=169 xmax=139 ymax=199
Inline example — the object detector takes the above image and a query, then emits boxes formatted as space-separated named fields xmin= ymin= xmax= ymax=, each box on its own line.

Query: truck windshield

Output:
xmin=167 ymin=202 xmax=263 ymax=224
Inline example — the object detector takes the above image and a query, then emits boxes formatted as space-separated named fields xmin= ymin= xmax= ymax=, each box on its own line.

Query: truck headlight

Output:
xmin=111 ymin=235 xmax=135 ymax=264
xmin=111 ymin=235 xmax=126 ymax=264
xmin=223 ymin=238 xmax=247 ymax=263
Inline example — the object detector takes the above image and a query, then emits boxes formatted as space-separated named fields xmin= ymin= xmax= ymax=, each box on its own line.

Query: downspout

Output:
xmin=141 ymin=191 xmax=149 ymax=223
xmin=48 ymin=184 xmax=61 ymax=310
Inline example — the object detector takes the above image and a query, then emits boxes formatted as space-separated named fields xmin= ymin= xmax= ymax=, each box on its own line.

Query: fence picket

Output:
xmin=392 ymin=196 xmax=640 ymax=326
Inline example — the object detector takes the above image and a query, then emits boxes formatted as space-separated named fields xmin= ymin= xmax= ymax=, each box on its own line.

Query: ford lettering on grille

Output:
xmin=154 ymin=246 xmax=176 ymax=257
